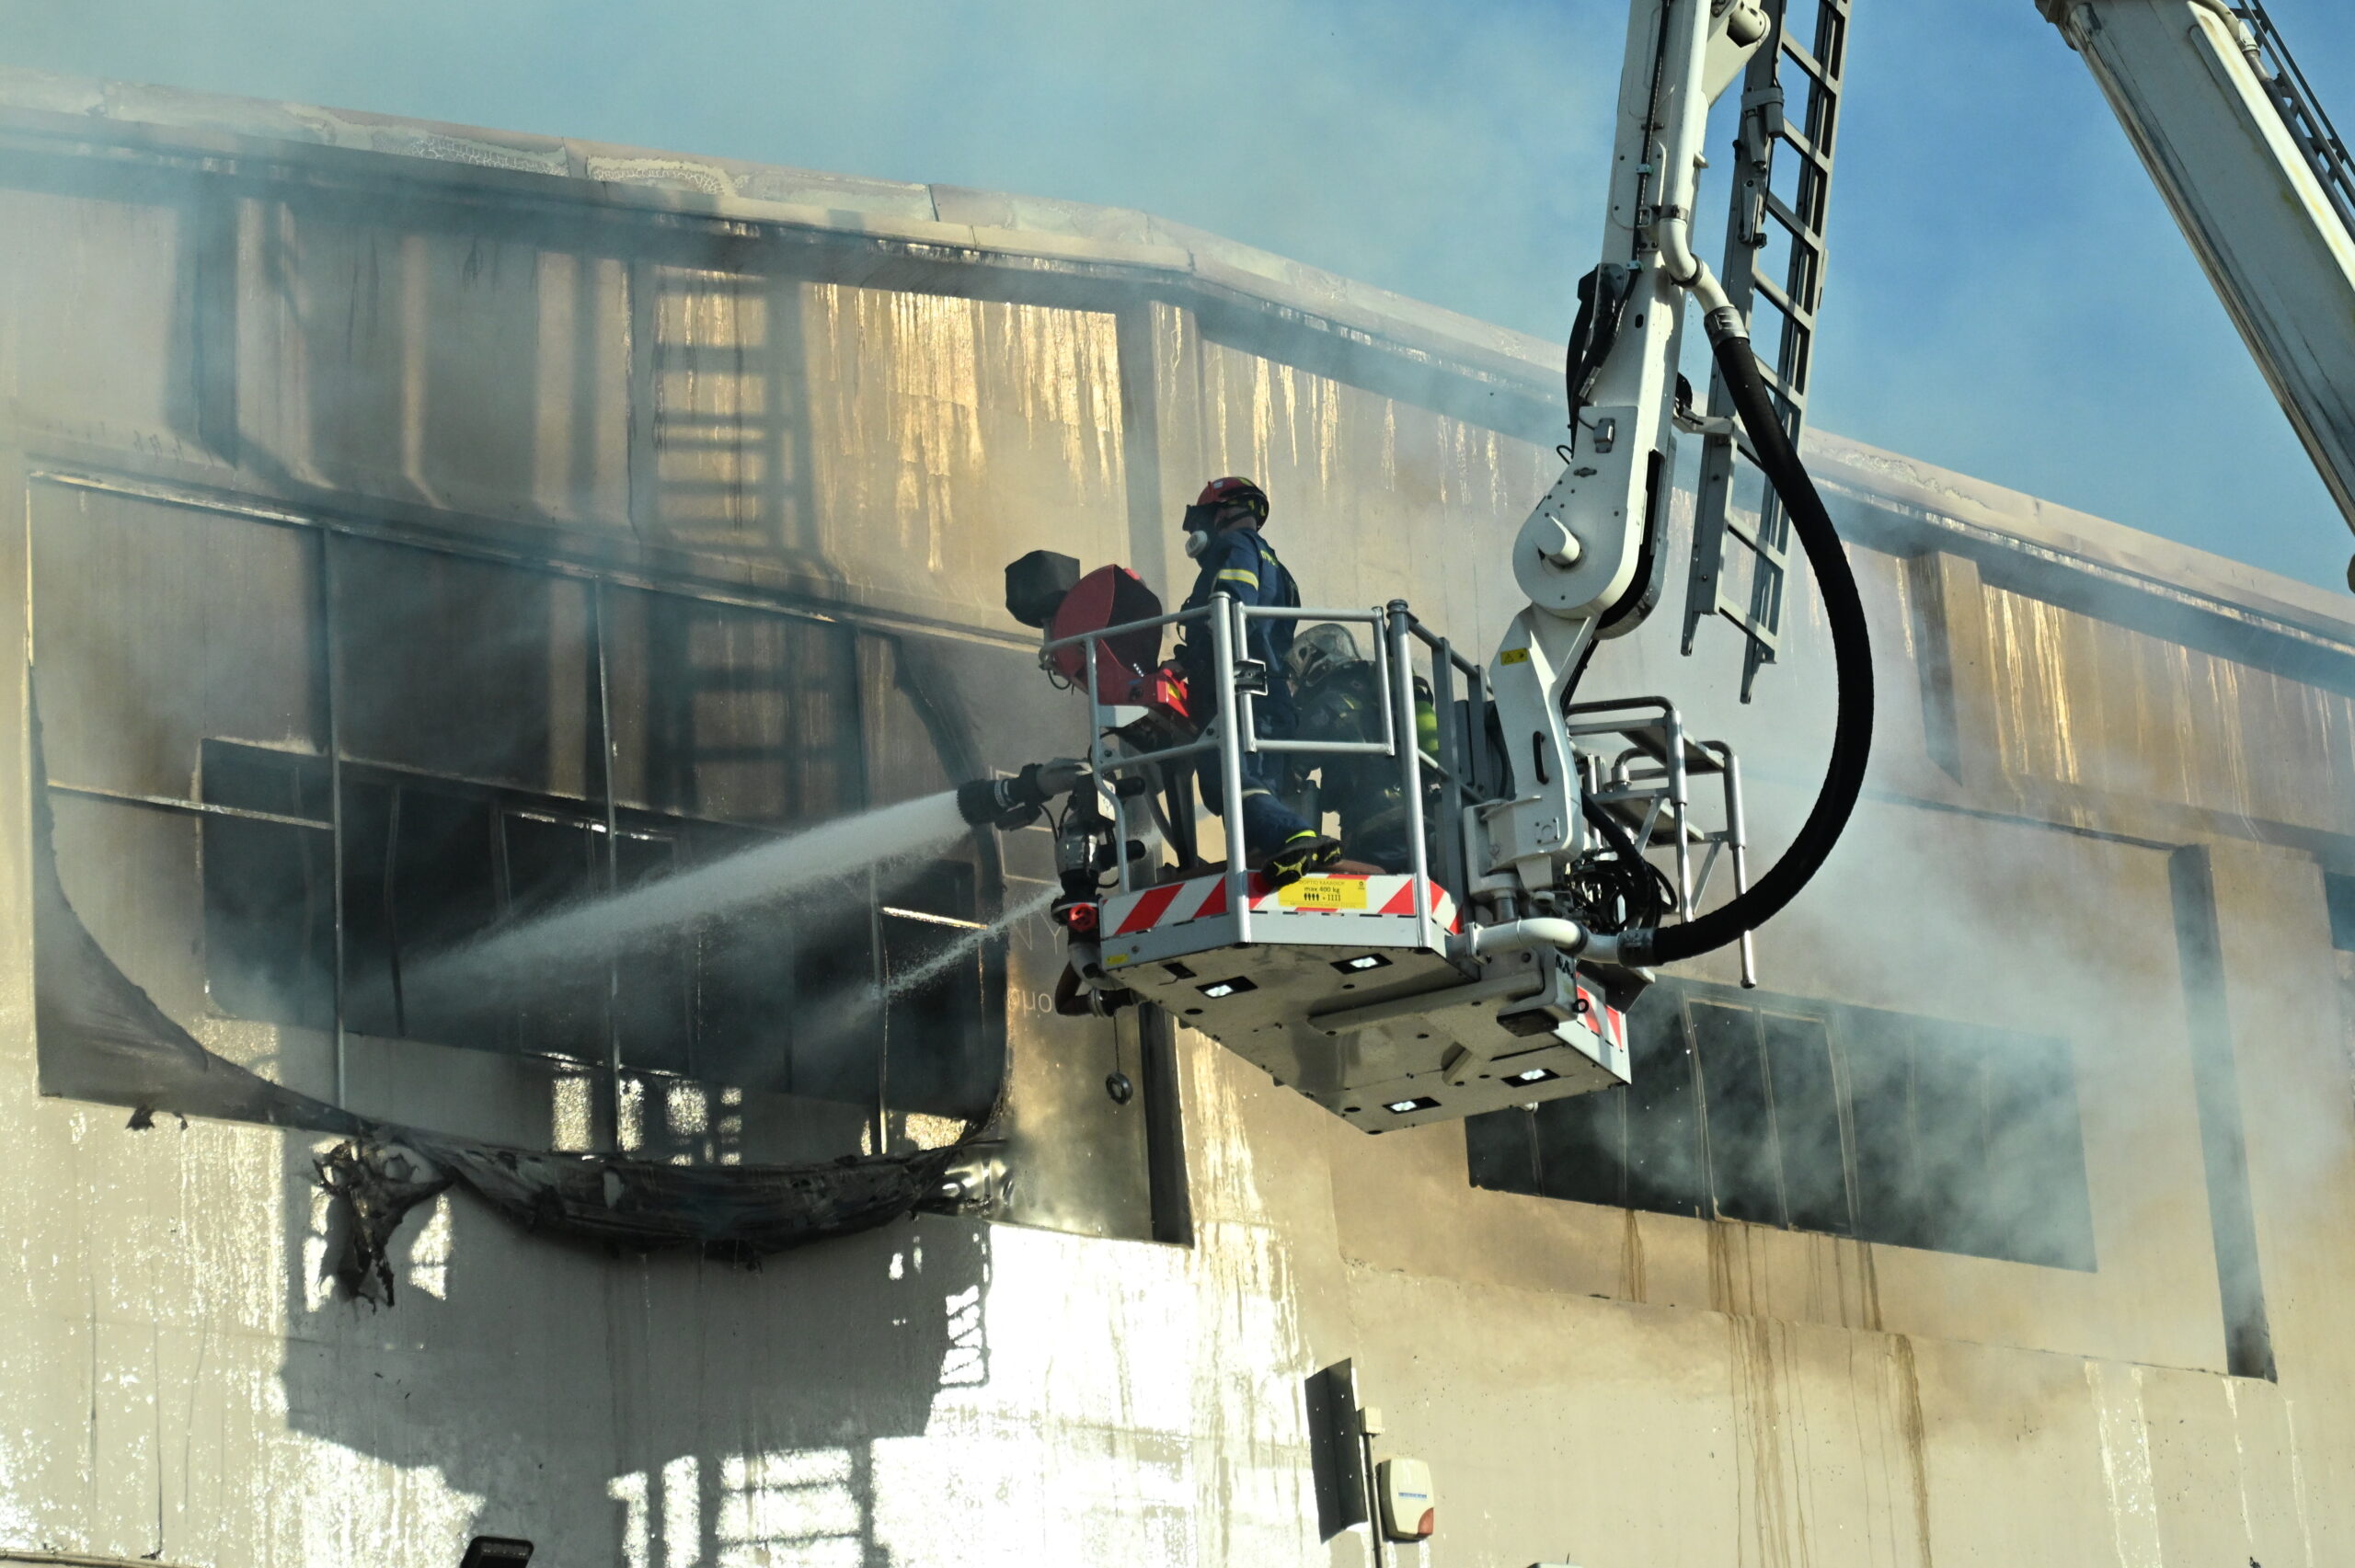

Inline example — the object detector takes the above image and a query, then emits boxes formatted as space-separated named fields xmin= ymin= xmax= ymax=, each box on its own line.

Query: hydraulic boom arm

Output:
xmin=956 ymin=0 xmax=1881 ymax=1134
xmin=1473 ymin=0 xmax=1876 ymax=970
xmin=2042 ymin=0 xmax=2355 ymax=575
xmin=948 ymin=0 xmax=2355 ymax=1138
xmin=1477 ymin=0 xmax=1765 ymax=906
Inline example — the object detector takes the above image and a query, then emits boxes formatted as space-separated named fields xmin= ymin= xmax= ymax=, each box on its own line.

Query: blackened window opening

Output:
xmin=200 ymin=738 xmax=991 ymax=1122
xmin=1466 ymin=978 xmax=2097 ymax=1270
xmin=2325 ymin=870 xmax=2355 ymax=953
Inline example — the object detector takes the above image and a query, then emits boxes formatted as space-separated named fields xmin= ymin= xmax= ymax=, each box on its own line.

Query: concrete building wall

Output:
xmin=0 ymin=69 xmax=2349 ymax=1568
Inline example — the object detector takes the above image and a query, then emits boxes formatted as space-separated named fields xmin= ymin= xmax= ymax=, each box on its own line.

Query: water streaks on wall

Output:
xmin=2 ymin=68 xmax=2355 ymax=1568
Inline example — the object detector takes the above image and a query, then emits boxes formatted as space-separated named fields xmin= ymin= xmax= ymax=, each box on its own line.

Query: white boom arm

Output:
xmin=978 ymin=0 xmax=1881 ymax=1129
xmin=1476 ymin=0 xmax=1769 ymax=900
xmin=2042 ymin=0 xmax=2355 ymax=562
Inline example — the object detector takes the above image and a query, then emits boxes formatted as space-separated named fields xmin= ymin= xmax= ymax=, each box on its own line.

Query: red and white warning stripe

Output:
xmin=1103 ymin=873 xmax=1457 ymax=938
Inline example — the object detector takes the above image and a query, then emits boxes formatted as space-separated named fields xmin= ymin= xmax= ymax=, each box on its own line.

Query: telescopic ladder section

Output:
xmin=2041 ymin=0 xmax=2355 ymax=546
xmin=1683 ymin=0 xmax=1852 ymax=701
xmin=2231 ymin=0 xmax=2355 ymax=240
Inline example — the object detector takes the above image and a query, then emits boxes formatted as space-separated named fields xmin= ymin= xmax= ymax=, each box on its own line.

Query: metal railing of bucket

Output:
xmin=1039 ymin=595 xmax=1501 ymax=957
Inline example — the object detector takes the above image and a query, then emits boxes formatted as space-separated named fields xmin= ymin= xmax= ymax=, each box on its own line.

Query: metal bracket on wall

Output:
xmin=1683 ymin=0 xmax=1852 ymax=701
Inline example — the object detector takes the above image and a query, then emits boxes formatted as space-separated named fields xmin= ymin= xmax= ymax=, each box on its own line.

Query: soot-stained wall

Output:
xmin=0 ymin=68 xmax=2353 ymax=1568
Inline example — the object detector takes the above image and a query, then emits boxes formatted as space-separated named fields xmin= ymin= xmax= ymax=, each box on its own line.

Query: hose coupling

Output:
xmin=956 ymin=757 xmax=1093 ymax=830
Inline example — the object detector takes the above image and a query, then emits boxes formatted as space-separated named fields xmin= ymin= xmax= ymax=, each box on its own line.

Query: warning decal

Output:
xmin=1279 ymin=877 xmax=1369 ymax=910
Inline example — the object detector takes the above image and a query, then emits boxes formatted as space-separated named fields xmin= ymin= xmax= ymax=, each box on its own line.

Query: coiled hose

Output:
xmin=1618 ymin=307 xmax=1875 ymax=967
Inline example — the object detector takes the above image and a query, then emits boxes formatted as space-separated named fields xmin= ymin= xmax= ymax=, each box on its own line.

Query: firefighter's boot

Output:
xmin=1263 ymin=831 xmax=1343 ymax=890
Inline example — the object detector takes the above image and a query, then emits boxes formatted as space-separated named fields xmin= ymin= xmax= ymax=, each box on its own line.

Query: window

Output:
xmin=1466 ymin=979 xmax=2097 ymax=1270
xmin=200 ymin=739 xmax=988 ymax=1120
xmin=2325 ymin=870 xmax=2355 ymax=952
xmin=24 ymin=484 xmax=998 ymax=1155
xmin=32 ymin=482 xmax=1168 ymax=1233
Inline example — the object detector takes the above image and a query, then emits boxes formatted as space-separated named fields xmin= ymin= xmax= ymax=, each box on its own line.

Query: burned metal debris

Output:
xmin=29 ymin=695 xmax=982 ymax=1295
xmin=315 ymin=1140 xmax=454 ymax=1306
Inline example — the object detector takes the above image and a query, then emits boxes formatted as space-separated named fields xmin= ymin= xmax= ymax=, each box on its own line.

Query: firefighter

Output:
xmin=1284 ymin=623 xmax=1440 ymax=872
xmin=1177 ymin=477 xmax=1341 ymax=887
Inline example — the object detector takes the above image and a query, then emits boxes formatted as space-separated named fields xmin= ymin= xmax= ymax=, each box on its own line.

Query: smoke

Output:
xmin=1588 ymin=485 xmax=2355 ymax=1357
xmin=0 ymin=0 xmax=1615 ymax=346
xmin=14 ymin=0 xmax=2352 ymax=1350
xmin=6 ymin=0 xmax=2351 ymax=586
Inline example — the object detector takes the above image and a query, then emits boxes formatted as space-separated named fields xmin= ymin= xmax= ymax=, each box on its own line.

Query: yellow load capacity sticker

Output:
xmin=1279 ymin=877 xmax=1368 ymax=910
xmin=1499 ymin=647 xmax=1531 ymax=666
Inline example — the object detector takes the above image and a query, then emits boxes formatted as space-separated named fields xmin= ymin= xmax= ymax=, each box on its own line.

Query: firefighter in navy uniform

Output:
xmin=1176 ymin=477 xmax=1341 ymax=887
xmin=1284 ymin=623 xmax=1440 ymax=872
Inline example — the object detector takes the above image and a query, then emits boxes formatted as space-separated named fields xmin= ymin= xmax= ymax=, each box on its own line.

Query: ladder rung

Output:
xmin=1753 ymin=273 xmax=1817 ymax=330
xmin=1763 ymin=190 xmax=1827 ymax=253
xmin=686 ymin=671 xmax=803 ymax=692
xmin=656 ymin=432 xmax=773 ymax=451
xmin=1725 ymin=518 xmax=1789 ymax=565
xmin=1689 ymin=0 xmax=1840 ymax=695
xmin=1717 ymin=603 xmax=1784 ymax=648
xmin=658 ymin=343 xmax=775 ymax=363
xmin=1777 ymin=121 xmax=1835 ymax=170
xmin=659 ymin=413 xmax=774 ymax=429
xmin=1779 ymin=37 xmax=1833 ymax=87
xmin=1795 ymin=9 xmax=1851 ymax=78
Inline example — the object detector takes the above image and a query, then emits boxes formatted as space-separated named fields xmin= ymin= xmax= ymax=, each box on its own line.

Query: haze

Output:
xmin=5 ymin=0 xmax=2349 ymax=589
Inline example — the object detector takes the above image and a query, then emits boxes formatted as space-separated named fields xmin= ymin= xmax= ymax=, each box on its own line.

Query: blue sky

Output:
xmin=3 ymin=0 xmax=2350 ymax=590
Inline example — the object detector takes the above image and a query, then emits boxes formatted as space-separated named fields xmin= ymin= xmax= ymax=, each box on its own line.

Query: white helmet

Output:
xmin=1288 ymin=623 xmax=1361 ymax=687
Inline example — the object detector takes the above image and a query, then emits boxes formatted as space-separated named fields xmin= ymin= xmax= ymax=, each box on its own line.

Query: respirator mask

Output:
xmin=1181 ymin=501 xmax=1219 ymax=560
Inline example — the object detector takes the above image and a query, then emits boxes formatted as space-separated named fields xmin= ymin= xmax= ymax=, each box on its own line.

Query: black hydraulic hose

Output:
xmin=1575 ymin=796 xmax=1676 ymax=933
xmin=1617 ymin=307 xmax=1875 ymax=967
xmin=1581 ymin=795 xmax=1642 ymax=861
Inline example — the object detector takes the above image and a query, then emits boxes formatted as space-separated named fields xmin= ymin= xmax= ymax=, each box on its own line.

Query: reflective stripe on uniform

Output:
xmin=1217 ymin=567 xmax=1258 ymax=587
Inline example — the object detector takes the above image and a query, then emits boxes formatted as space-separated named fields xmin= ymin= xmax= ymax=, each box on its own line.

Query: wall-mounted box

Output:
xmin=1376 ymin=1456 xmax=1435 ymax=1541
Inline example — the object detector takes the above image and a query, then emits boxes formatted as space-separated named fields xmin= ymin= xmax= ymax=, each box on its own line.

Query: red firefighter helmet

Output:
xmin=1193 ymin=476 xmax=1269 ymax=523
